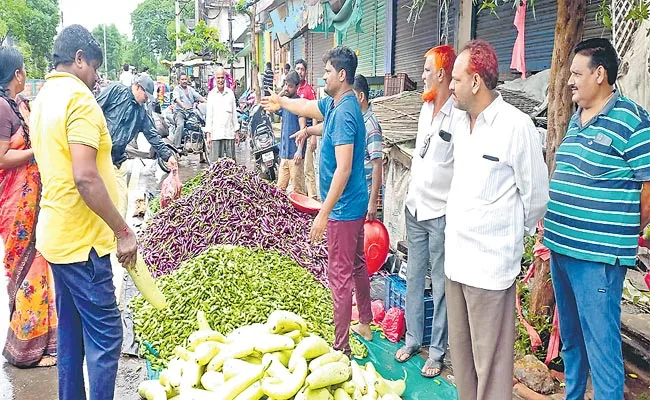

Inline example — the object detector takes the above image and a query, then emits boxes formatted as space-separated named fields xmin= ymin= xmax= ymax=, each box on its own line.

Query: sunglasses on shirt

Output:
xmin=420 ymin=129 xmax=452 ymax=158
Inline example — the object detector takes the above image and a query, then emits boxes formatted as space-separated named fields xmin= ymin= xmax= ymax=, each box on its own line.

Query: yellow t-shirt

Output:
xmin=30 ymin=72 xmax=118 ymax=264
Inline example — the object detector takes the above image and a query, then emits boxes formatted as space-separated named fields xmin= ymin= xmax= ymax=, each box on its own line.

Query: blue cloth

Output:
xmin=317 ymin=94 xmax=369 ymax=221
xmin=50 ymin=248 xmax=123 ymax=400
xmin=550 ymin=251 xmax=626 ymax=400
xmin=279 ymin=107 xmax=304 ymax=159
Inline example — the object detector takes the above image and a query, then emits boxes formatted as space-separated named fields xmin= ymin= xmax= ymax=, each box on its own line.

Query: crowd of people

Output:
xmin=0 ymin=19 xmax=648 ymax=400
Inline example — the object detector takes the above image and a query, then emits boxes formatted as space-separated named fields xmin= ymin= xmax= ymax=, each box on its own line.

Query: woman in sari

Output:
xmin=0 ymin=46 xmax=57 ymax=367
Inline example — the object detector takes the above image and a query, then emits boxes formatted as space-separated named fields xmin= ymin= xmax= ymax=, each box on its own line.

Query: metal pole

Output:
xmin=195 ymin=0 xmax=200 ymax=24
xmin=175 ymin=0 xmax=181 ymax=62
xmin=103 ymin=24 xmax=108 ymax=78
xmin=228 ymin=0 xmax=234 ymax=78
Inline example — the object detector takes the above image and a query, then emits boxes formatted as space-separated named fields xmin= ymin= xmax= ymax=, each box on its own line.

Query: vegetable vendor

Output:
xmin=262 ymin=46 xmax=374 ymax=354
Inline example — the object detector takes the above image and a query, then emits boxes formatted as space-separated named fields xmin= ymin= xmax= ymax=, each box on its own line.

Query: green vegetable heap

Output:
xmin=130 ymin=246 xmax=367 ymax=370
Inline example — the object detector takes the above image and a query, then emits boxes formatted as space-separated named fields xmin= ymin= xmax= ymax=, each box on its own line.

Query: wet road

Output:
xmin=0 ymin=138 xmax=255 ymax=399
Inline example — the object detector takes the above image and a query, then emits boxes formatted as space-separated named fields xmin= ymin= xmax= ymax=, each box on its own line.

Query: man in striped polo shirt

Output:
xmin=544 ymin=38 xmax=650 ymax=400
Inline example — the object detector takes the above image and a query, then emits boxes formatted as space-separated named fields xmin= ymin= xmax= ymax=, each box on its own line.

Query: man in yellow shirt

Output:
xmin=30 ymin=25 xmax=137 ymax=400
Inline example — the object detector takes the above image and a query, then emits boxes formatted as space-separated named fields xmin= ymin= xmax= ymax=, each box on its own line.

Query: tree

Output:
xmin=0 ymin=0 xmax=59 ymax=77
xmin=173 ymin=20 xmax=229 ymax=59
xmin=131 ymin=0 xmax=176 ymax=60
xmin=92 ymin=24 xmax=127 ymax=80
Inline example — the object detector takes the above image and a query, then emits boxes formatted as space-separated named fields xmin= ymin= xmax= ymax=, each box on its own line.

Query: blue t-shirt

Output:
xmin=317 ymin=93 xmax=369 ymax=221
xmin=279 ymin=107 xmax=304 ymax=159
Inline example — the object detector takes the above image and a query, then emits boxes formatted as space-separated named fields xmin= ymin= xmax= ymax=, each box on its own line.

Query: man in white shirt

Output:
xmin=119 ymin=64 xmax=133 ymax=86
xmin=445 ymin=39 xmax=549 ymax=400
xmin=205 ymin=66 xmax=238 ymax=161
xmin=394 ymin=45 xmax=458 ymax=379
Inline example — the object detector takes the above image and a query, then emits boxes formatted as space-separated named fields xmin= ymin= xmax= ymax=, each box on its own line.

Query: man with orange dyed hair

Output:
xmin=445 ymin=40 xmax=549 ymax=400
xmin=394 ymin=45 xmax=459 ymax=378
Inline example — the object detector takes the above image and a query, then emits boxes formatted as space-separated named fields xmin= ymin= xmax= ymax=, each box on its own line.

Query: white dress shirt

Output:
xmin=119 ymin=71 xmax=134 ymax=86
xmin=205 ymin=87 xmax=238 ymax=140
xmin=445 ymin=94 xmax=549 ymax=290
xmin=405 ymin=96 xmax=460 ymax=221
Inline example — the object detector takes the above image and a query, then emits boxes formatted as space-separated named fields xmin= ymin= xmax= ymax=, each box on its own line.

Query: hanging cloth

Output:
xmin=510 ymin=0 xmax=527 ymax=79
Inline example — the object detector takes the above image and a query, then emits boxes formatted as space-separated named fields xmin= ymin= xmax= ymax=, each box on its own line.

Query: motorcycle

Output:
xmin=248 ymin=104 xmax=279 ymax=181
xmin=163 ymin=103 xmax=210 ymax=164
xmin=236 ymin=89 xmax=255 ymax=144
xmin=125 ymin=110 xmax=179 ymax=174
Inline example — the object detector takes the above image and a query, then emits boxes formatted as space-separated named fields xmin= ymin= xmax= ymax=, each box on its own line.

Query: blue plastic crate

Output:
xmin=384 ymin=275 xmax=435 ymax=345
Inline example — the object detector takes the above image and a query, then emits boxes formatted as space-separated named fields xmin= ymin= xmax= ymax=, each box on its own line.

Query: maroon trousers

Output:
xmin=327 ymin=217 xmax=373 ymax=353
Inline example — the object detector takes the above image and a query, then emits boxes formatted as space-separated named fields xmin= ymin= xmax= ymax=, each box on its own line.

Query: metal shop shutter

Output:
xmin=291 ymin=35 xmax=305 ymax=67
xmin=306 ymin=32 xmax=334 ymax=88
xmin=583 ymin=1 xmax=612 ymax=40
xmin=340 ymin=0 xmax=387 ymax=77
xmin=473 ymin=0 xmax=556 ymax=73
xmin=393 ymin=0 xmax=439 ymax=84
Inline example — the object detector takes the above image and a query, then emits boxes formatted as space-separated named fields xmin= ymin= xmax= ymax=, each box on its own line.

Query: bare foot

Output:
xmin=36 ymin=355 xmax=57 ymax=367
xmin=351 ymin=323 xmax=373 ymax=341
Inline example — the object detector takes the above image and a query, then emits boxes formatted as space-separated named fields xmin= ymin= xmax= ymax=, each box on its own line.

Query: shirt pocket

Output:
xmin=473 ymin=153 xmax=506 ymax=203
xmin=573 ymin=135 xmax=621 ymax=177
xmin=431 ymin=133 xmax=453 ymax=163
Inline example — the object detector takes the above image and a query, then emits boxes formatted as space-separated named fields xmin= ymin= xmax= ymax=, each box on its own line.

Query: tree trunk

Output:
xmin=250 ymin=5 xmax=261 ymax=103
xmin=529 ymin=0 xmax=587 ymax=318
xmin=545 ymin=0 xmax=587 ymax=174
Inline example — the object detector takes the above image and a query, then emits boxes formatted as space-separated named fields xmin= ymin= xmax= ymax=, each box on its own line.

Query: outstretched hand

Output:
xmin=261 ymin=91 xmax=281 ymax=113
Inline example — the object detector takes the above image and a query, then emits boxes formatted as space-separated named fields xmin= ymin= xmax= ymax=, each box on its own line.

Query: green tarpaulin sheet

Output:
xmin=355 ymin=332 xmax=458 ymax=400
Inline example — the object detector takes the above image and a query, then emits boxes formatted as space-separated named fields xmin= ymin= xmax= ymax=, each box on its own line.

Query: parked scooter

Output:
xmin=125 ymin=110 xmax=179 ymax=173
xmin=236 ymin=88 xmax=255 ymax=144
xmin=248 ymin=104 xmax=279 ymax=181
xmin=163 ymin=103 xmax=210 ymax=164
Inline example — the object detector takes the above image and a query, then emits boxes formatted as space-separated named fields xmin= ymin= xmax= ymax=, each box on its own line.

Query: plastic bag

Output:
xmin=371 ymin=300 xmax=386 ymax=325
xmin=160 ymin=166 xmax=181 ymax=209
xmin=382 ymin=307 xmax=405 ymax=343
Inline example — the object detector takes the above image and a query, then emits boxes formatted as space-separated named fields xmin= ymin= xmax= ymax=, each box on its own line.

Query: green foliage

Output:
xmin=173 ymin=20 xmax=229 ymax=60
xmin=522 ymin=234 xmax=536 ymax=266
xmin=132 ymin=0 xmax=176 ymax=60
xmin=0 ymin=0 xmax=59 ymax=78
xmin=235 ymin=0 xmax=250 ymax=15
xmin=92 ymin=24 xmax=127 ymax=80
xmin=514 ymin=282 xmax=555 ymax=362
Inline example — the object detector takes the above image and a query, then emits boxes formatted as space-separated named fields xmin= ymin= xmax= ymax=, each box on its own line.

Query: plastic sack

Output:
xmin=382 ymin=307 xmax=405 ymax=343
xmin=371 ymin=300 xmax=386 ymax=325
xmin=645 ymin=272 xmax=650 ymax=291
xmin=160 ymin=166 xmax=181 ymax=209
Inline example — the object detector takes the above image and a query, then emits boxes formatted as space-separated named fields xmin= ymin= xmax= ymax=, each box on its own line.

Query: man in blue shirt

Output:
xmin=276 ymin=71 xmax=306 ymax=195
xmin=262 ymin=46 xmax=373 ymax=354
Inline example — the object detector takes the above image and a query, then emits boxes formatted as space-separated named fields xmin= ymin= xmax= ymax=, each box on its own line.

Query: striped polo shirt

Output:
xmin=363 ymin=105 xmax=383 ymax=191
xmin=544 ymin=92 xmax=650 ymax=266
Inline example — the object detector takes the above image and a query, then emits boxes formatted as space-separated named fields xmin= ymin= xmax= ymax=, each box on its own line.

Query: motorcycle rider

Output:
xmin=172 ymin=73 xmax=206 ymax=149
xmin=96 ymin=74 xmax=177 ymax=217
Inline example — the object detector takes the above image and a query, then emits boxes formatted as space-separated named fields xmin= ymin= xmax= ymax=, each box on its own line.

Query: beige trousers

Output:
xmin=113 ymin=163 xmax=129 ymax=218
xmin=277 ymin=158 xmax=306 ymax=195
xmin=304 ymin=147 xmax=317 ymax=199
xmin=445 ymin=278 xmax=516 ymax=400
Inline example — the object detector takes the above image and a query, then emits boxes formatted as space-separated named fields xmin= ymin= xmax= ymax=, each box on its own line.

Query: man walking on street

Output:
xmin=263 ymin=62 xmax=274 ymax=94
xmin=172 ymin=73 xmax=206 ymax=149
xmin=262 ymin=46 xmax=374 ymax=354
xmin=445 ymin=39 xmax=549 ymax=400
xmin=205 ymin=66 xmax=238 ymax=161
xmin=97 ymin=74 xmax=177 ymax=217
xmin=276 ymin=70 xmax=306 ymax=195
xmin=394 ymin=45 xmax=458 ymax=378
xmin=544 ymin=38 xmax=650 ymax=400
xmin=295 ymin=58 xmax=319 ymax=199
xmin=119 ymin=64 xmax=133 ymax=86
xmin=29 ymin=25 xmax=137 ymax=400
xmin=352 ymin=74 xmax=383 ymax=221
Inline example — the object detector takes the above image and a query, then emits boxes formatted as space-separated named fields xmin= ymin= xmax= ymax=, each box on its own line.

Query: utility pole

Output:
xmin=251 ymin=3 xmax=260 ymax=102
xmin=195 ymin=0 xmax=200 ymax=25
xmin=228 ymin=0 xmax=234 ymax=78
xmin=103 ymin=24 xmax=108 ymax=78
xmin=175 ymin=0 xmax=181 ymax=62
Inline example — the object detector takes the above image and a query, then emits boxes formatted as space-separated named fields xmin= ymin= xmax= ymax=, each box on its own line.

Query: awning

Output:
xmin=235 ymin=42 xmax=252 ymax=58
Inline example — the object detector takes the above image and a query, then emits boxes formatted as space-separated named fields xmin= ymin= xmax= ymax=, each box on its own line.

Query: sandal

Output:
xmin=394 ymin=345 xmax=419 ymax=363
xmin=421 ymin=358 xmax=442 ymax=378
xmin=36 ymin=355 xmax=57 ymax=368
